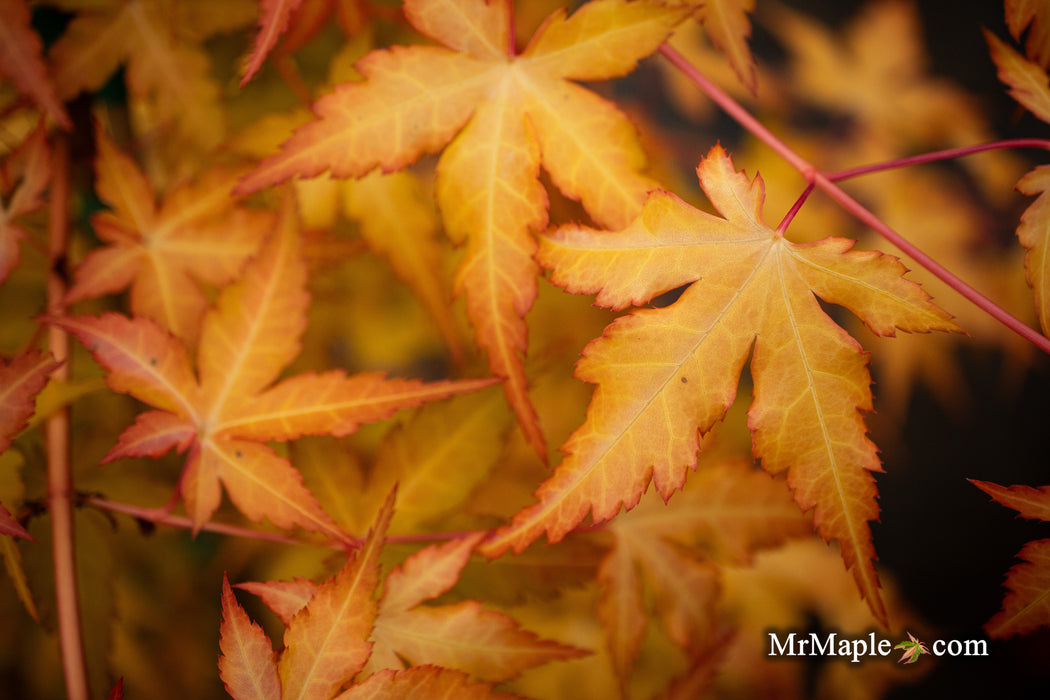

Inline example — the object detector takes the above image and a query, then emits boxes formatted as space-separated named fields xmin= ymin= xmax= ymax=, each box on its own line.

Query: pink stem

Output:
xmin=46 ymin=134 xmax=89 ymax=700
xmin=658 ymin=44 xmax=1050 ymax=355
xmin=825 ymin=139 xmax=1050 ymax=181
xmin=86 ymin=496 xmax=361 ymax=550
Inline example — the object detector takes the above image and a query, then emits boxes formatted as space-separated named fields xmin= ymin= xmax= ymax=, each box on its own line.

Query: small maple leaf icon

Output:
xmin=894 ymin=632 xmax=930 ymax=664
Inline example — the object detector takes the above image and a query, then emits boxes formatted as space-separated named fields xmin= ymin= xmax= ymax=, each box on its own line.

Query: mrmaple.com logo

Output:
xmin=767 ymin=630 xmax=988 ymax=664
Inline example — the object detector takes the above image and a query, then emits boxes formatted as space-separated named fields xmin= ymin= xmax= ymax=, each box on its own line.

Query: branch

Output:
xmin=84 ymin=496 xmax=362 ymax=550
xmin=659 ymin=44 xmax=1050 ymax=355
xmin=45 ymin=133 xmax=89 ymax=700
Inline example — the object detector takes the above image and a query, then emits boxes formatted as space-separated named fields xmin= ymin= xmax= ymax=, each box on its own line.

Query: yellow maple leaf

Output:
xmin=596 ymin=457 xmax=810 ymax=686
xmin=690 ymin=0 xmax=756 ymax=94
xmin=236 ymin=0 xmax=691 ymax=459
xmin=47 ymin=0 xmax=256 ymax=152
xmin=50 ymin=197 xmax=494 ymax=536
xmin=66 ymin=124 xmax=270 ymax=345
xmin=482 ymin=145 xmax=962 ymax=627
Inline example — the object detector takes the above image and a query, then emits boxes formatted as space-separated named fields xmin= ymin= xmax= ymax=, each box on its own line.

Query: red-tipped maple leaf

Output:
xmin=220 ymin=490 xmax=393 ymax=700
xmin=985 ymin=31 xmax=1050 ymax=336
xmin=240 ymin=532 xmax=585 ymax=684
xmin=49 ymin=198 xmax=495 ymax=538
xmin=0 ymin=0 xmax=71 ymax=129
xmin=971 ymin=479 xmax=1050 ymax=639
xmin=482 ymin=145 xmax=962 ymax=627
xmin=0 ymin=121 xmax=50 ymax=286
xmin=66 ymin=124 xmax=270 ymax=343
xmin=240 ymin=0 xmax=304 ymax=86
xmin=690 ymin=0 xmax=757 ymax=94
xmin=0 ymin=349 xmax=59 ymax=540
xmin=224 ymin=493 xmax=578 ymax=699
xmin=235 ymin=0 xmax=690 ymax=459
xmin=985 ymin=29 xmax=1050 ymax=125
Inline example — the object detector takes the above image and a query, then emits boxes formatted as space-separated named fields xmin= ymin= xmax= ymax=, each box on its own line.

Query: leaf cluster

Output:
xmin=2 ymin=0 xmax=1050 ymax=698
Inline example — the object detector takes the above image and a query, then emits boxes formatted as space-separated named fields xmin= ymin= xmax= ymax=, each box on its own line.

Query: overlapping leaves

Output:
xmin=236 ymin=0 xmax=690 ymax=458
xmin=50 ymin=196 xmax=494 ymax=539
xmin=220 ymin=493 xmax=582 ymax=699
xmin=482 ymin=145 xmax=961 ymax=626
xmin=66 ymin=125 xmax=271 ymax=344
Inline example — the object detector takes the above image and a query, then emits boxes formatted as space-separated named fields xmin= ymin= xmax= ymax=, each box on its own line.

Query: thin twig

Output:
xmin=45 ymin=133 xmax=89 ymax=700
xmin=85 ymin=496 xmax=362 ymax=550
xmin=824 ymin=139 xmax=1050 ymax=182
xmin=658 ymin=44 xmax=1050 ymax=355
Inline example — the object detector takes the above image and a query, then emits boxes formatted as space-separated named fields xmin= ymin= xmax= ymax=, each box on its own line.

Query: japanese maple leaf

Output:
xmin=362 ymin=385 xmax=511 ymax=535
xmin=239 ymin=532 xmax=584 ymax=684
xmin=0 ymin=349 xmax=59 ymax=540
xmin=970 ymin=479 xmax=1050 ymax=639
xmin=769 ymin=0 xmax=991 ymax=153
xmin=240 ymin=0 xmax=368 ymax=89
xmin=1012 ymin=164 xmax=1050 ymax=338
xmin=220 ymin=490 xmax=393 ymax=700
xmin=1006 ymin=0 xmax=1050 ymax=67
xmin=49 ymin=199 xmax=494 ymax=538
xmin=241 ymin=0 xmax=306 ymax=85
xmin=66 ymin=124 xmax=270 ymax=344
xmin=985 ymin=31 xmax=1050 ymax=336
xmin=689 ymin=0 xmax=756 ymax=94
xmin=223 ymin=494 xmax=578 ymax=700
xmin=0 ymin=121 xmax=50 ymax=286
xmin=985 ymin=29 xmax=1050 ymax=125
xmin=482 ymin=145 xmax=961 ymax=627
xmin=0 ymin=0 xmax=71 ymax=129
xmin=46 ymin=0 xmax=256 ymax=151
xmin=597 ymin=458 xmax=809 ymax=685
xmin=893 ymin=631 xmax=929 ymax=664
xmin=236 ymin=0 xmax=690 ymax=459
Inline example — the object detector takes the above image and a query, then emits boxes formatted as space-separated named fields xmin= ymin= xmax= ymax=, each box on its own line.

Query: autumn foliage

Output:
xmin=2 ymin=0 xmax=1050 ymax=698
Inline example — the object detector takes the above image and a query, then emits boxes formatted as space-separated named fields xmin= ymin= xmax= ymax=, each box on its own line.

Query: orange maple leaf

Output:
xmin=1006 ymin=0 xmax=1050 ymax=67
xmin=971 ymin=479 xmax=1050 ymax=639
xmin=240 ymin=532 xmax=584 ymax=684
xmin=597 ymin=458 xmax=809 ymax=685
xmin=241 ymin=0 xmax=305 ymax=86
xmin=0 ymin=0 xmax=71 ymax=129
xmin=50 ymin=198 xmax=495 ymax=538
xmin=482 ymin=145 xmax=962 ymax=627
xmin=690 ymin=0 xmax=756 ymax=94
xmin=236 ymin=0 xmax=690 ymax=459
xmin=220 ymin=491 xmax=393 ymax=700
xmin=47 ymin=0 xmax=255 ymax=151
xmin=66 ymin=124 xmax=270 ymax=344
xmin=985 ymin=31 xmax=1050 ymax=337
xmin=0 ymin=349 xmax=59 ymax=540
xmin=985 ymin=29 xmax=1050 ymax=125
xmin=1012 ymin=164 xmax=1050 ymax=337
xmin=0 ymin=121 xmax=50 ymax=286
xmin=225 ymin=494 xmax=579 ymax=699
xmin=240 ymin=0 xmax=367 ymax=92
